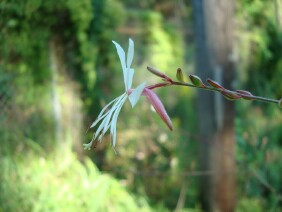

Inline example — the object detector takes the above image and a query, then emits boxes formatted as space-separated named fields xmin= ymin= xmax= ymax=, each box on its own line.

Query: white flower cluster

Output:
xmin=84 ymin=39 xmax=146 ymax=150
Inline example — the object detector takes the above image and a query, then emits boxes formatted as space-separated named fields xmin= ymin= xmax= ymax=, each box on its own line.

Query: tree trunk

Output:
xmin=192 ymin=0 xmax=236 ymax=211
xmin=49 ymin=37 xmax=84 ymax=158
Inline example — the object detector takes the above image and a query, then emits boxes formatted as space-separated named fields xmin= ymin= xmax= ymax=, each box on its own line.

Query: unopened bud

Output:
xmin=189 ymin=75 xmax=206 ymax=87
xmin=143 ymin=88 xmax=173 ymax=131
xmin=176 ymin=68 xmax=184 ymax=82
xmin=147 ymin=66 xmax=172 ymax=82
xmin=236 ymin=90 xmax=254 ymax=100
xmin=221 ymin=90 xmax=241 ymax=100
xmin=206 ymin=79 xmax=225 ymax=90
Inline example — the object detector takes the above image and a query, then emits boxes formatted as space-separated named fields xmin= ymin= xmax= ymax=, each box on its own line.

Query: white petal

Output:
xmin=111 ymin=125 xmax=117 ymax=147
xmin=126 ymin=68 xmax=134 ymax=91
xmin=127 ymin=38 xmax=134 ymax=68
xmin=90 ymin=109 xmax=111 ymax=129
xmin=101 ymin=93 xmax=127 ymax=134
xmin=112 ymin=40 xmax=127 ymax=89
xmin=94 ymin=94 xmax=126 ymax=139
xmin=90 ymin=96 xmax=120 ymax=128
xmin=128 ymin=81 xmax=146 ymax=108
xmin=98 ymin=134 xmax=103 ymax=143
xmin=83 ymin=143 xmax=92 ymax=150
xmin=111 ymin=95 xmax=127 ymax=130
xmin=110 ymin=95 xmax=127 ymax=146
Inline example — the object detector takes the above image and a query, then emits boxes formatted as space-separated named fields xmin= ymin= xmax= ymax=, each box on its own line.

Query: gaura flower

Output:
xmin=83 ymin=39 xmax=146 ymax=150
xmin=84 ymin=39 xmax=173 ymax=150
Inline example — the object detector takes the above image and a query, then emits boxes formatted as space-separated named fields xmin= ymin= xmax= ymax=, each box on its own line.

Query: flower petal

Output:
xmin=101 ymin=93 xmax=127 ymax=135
xmin=128 ymin=81 xmax=147 ymax=108
xmin=112 ymin=40 xmax=127 ymax=89
xmin=90 ymin=96 xmax=120 ymax=128
xmin=110 ymin=94 xmax=127 ymax=146
xmin=143 ymin=88 xmax=173 ymax=131
xmin=83 ymin=143 xmax=92 ymax=150
xmin=127 ymin=38 xmax=134 ymax=68
xmin=126 ymin=68 xmax=134 ymax=91
xmin=94 ymin=94 xmax=126 ymax=140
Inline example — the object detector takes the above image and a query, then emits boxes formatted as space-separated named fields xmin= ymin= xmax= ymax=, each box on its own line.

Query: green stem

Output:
xmin=171 ymin=81 xmax=279 ymax=104
xmin=150 ymin=81 xmax=280 ymax=105
xmin=146 ymin=66 xmax=281 ymax=106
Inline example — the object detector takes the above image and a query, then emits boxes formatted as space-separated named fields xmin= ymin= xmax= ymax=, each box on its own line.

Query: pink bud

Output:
xmin=206 ymin=79 xmax=225 ymax=90
xmin=147 ymin=66 xmax=172 ymax=83
xmin=236 ymin=90 xmax=254 ymax=100
xmin=221 ymin=90 xmax=242 ymax=100
xmin=142 ymin=88 xmax=173 ymax=131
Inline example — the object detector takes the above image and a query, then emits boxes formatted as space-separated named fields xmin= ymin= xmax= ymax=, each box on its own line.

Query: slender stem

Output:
xmin=244 ymin=95 xmax=279 ymax=104
xmin=173 ymin=81 xmax=279 ymax=104
xmin=146 ymin=82 xmax=171 ymax=90
xmin=146 ymin=66 xmax=281 ymax=106
xmin=149 ymin=81 xmax=280 ymax=105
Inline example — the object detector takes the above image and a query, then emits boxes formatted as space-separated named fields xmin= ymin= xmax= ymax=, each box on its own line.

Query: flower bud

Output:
xmin=206 ymin=79 xmax=225 ymax=90
xmin=147 ymin=66 xmax=172 ymax=82
xmin=176 ymin=68 xmax=184 ymax=82
xmin=142 ymin=88 xmax=173 ymax=131
xmin=189 ymin=75 xmax=206 ymax=87
xmin=221 ymin=90 xmax=242 ymax=100
xmin=236 ymin=90 xmax=254 ymax=100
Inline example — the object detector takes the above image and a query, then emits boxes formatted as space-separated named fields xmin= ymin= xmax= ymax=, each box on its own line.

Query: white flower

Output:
xmin=84 ymin=39 xmax=146 ymax=150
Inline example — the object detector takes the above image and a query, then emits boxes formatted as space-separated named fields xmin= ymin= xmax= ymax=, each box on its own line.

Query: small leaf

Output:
xmin=221 ymin=90 xmax=242 ymax=100
xmin=206 ymin=79 xmax=225 ymax=90
xmin=236 ymin=90 xmax=254 ymax=100
xmin=176 ymin=68 xmax=184 ymax=82
xmin=189 ymin=75 xmax=206 ymax=87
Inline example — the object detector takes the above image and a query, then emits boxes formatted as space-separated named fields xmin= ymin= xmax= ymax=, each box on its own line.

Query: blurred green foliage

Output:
xmin=0 ymin=0 xmax=282 ymax=211
xmin=0 ymin=146 xmax=151 ymax=211
xmin=237 ymin=0 xmax=282 ymax=99
xmin=236 ymin=0 xmax=282 ymax=210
